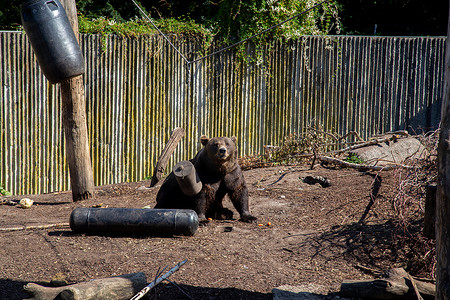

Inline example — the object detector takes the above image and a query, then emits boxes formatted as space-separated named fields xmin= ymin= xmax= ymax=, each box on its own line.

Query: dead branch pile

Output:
xmin=239 ymin=124 xmax=427 ymax=172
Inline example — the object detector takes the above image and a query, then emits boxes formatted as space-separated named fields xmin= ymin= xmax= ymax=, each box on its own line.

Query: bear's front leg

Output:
xmin=194 ymin=193 xmax=208 ymax=223
xmin=229 ymin=184 xmax=257 ymax=223
xmin=209 ymin=187 xmax=234 ymax=220
xmin=195 ymin=184 xmax=217 ymax=224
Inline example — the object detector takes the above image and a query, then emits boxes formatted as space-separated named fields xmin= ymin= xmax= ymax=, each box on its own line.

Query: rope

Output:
xmin=131 ymin=0 xmax=329 ymax=65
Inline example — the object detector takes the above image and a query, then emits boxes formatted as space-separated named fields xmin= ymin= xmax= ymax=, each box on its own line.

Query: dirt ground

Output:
xmin=0 ymin=164 xmax=432 ymax=299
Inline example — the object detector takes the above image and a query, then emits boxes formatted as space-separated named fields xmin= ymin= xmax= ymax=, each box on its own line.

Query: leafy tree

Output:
xmin=76 ymin=0 xmax=340 ymax=40
xmin=0 ymin=0 xmax=446 ymax=36
xmin=212 ymin=0 xmax=340 ymax=42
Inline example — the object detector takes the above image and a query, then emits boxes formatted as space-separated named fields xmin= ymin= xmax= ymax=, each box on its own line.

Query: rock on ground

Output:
xmin=350 ymin=136 xmax=427 ymax=166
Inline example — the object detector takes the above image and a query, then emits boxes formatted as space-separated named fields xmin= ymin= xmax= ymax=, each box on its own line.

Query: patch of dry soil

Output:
xmin=0 ymin=165 xmax=426 ymax=299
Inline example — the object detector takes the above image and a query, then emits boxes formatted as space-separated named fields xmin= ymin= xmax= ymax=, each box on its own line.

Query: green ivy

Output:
xmin=344 ymin=153 xmax=365 ymax=165
xmin=79 ymin=15 xmax=214 ymax=53
xmin=79 ymin=15 xmax=212 ymax=38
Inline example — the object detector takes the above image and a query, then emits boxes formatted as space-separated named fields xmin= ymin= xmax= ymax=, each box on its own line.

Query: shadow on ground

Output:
xmin=291 ymin=218 xmax=428 ymax=272
xmin=0 ymin=279 xmax=29 ymax=300
xmin=153 ymin=282 xmax=272 ymax=299
xmin=1 ymin=279 xmax=271 ymax=300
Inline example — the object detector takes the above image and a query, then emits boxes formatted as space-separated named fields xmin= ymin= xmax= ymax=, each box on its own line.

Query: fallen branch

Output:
xmin=407 ymin=272 xmax=424 ymax=300
xmin=130 ymin=259 xmax=187 ymax=300
xmin=318 ymin=155 xmax=416 ymax=171
xmin=0 ymin=223 xmax=70 ymax=232
xmin=354 ymin=264 xmax=383 ymax=277
xmin=338 ymin=130 xmax=364 ymax=142
xmin=306 ymin=126 xmax=339 ymax=142
xmin=150 ymin=127 xmax=185 ymax=187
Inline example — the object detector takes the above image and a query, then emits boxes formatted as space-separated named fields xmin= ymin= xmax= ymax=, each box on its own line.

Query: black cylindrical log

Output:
xmin=70 ymin=208 xmax=199 ymax=236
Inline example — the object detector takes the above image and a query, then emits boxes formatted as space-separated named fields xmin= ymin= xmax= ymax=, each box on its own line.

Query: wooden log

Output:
xmin=341 ymin=279 xmax=409 ymax=299
xmin=150 ymin=127 xmax=185 ymax=187
xmin=340 ymin=268 xmax=435 ymax=299
xmin=60 ymin=0 xmax=94 ymax=201
xmin=423 ymin=183 xmax=437 ymax=239
xmin=23 ymin=272 xmax=147 ymax=300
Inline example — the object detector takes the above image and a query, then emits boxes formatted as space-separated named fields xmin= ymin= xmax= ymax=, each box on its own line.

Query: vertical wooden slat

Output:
xmin=0 ymin=32 xmax=445 ymax=195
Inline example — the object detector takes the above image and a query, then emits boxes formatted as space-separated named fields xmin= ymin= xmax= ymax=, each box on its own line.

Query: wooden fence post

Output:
xmin=436 ymin=1 xmax=450 ymax=298
xmin=59 ymin=0 xmax=94 ymax=201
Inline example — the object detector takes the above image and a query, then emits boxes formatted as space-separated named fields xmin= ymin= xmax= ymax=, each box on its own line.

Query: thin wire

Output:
xmin=131 ymin=0 xmax=190 ymax=65
xmin=131 ymin=0 xmax=329 ymax=65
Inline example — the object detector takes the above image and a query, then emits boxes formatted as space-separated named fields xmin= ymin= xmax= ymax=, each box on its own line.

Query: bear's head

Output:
xmin=200 ymin=136 xmax=238 ymax=172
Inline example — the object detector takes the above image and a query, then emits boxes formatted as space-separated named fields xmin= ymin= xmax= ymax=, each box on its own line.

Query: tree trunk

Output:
xmin=59 ymin=0 xmax=94 ymax=201
xmin=436 ymin=2 xmax=450 ymax=298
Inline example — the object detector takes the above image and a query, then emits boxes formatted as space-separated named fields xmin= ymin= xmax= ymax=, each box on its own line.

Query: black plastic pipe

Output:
xmin=70 ymin=208 xmax=199 ymax=236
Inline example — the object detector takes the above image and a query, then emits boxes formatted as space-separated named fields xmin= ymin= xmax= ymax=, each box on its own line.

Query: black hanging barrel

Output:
xmin=20 ymin=0 xmax=85 ymax=84
xmin=70 ymin=208 xmax=199 ymax=236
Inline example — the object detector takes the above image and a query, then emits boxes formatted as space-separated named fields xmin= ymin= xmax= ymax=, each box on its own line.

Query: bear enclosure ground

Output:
xmin=0 ymin=164 xmax=433 ymax=299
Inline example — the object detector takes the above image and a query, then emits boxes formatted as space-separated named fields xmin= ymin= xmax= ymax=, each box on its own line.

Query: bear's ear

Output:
xmin=200 ymin=135 xmax=209 ymax=146
xmin=231 ymin=136 xmax=237 ymax=144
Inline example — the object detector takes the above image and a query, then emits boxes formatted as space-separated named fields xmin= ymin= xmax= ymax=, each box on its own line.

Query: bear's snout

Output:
xmin=218 ymin=146 xmax=228 ymax=159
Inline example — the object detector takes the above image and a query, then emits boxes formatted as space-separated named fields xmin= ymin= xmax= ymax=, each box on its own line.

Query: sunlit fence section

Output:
xmin=0 ymin=33 xmax=445 ymax=195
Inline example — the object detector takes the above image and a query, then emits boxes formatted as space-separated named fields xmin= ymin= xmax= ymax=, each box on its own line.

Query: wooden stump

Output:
xmin=173 ymin=160 xmax=202 ymax=196
xmin=150 ymin=127 xmax=185 ymax=187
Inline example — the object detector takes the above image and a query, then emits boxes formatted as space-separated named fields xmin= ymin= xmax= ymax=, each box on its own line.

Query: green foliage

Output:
xmin=76 ymin=0 xmax=340 ymax=52
xmin=1 ymin=0 xmax=446 ymax=36
xmin=0 ymin=0 xmax=22 ymax=30
xmin=79 ymin=15 xmax=211 ymax=38
xmin=79 ymin=15 xmax=213 ymax=52
xmin=0 ymin=185 xmax=11 ymax=196
xmin=344 ymin=153 xmax=365 ymax=164
xmin=215 ymin=0 xmax=340 ymax=43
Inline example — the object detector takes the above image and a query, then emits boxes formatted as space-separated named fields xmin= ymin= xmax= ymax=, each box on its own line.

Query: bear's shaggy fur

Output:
xmin=155 ymin=136 xmax=256 ymax=223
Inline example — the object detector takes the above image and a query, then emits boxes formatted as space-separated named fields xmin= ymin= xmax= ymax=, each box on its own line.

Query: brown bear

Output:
xmin=155 ymin=136 xmax=256 ymax=223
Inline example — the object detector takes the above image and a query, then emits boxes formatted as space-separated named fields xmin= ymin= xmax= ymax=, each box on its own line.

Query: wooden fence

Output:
xmin=0 ymin=33 xmax=445 ymax=195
